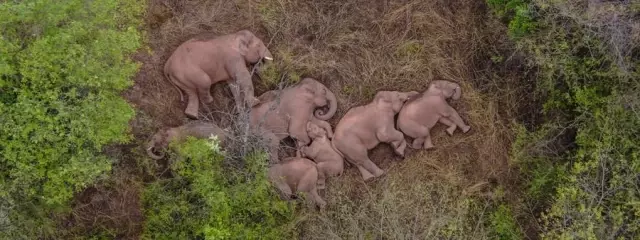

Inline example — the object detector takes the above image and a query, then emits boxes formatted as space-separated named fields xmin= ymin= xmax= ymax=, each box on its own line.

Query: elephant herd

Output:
xmin=146 ymin=30 xmax=471 ymax=209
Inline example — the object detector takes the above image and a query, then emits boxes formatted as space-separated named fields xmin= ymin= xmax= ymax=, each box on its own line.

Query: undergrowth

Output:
xmin=489 ymin=0 xmax=640 ymax=238
xmin=0 ymin=0 xmax=144 ymax=238
xmin=141 ymin=137 xmax=295 ymax=240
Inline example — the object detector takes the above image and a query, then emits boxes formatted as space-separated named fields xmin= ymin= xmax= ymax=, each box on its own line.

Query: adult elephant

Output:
xmin=251 ymin=77 xmax=338 ymax=162
xmin=397 ymin=80 xmax=470 ymax=149
xmin=164 ymin=30 xmax=274 ymax=119
xmin=332 ymin=91 xmax=418 ymax=181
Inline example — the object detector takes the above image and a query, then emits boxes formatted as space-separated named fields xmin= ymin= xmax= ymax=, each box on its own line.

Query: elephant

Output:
xmin=397 ymin=80 xmax=470 ymax=150
xmin=300 ymin=122 xmax=344 ymax=190
xmin=268 ymin=157 xmax=327 ymax=209
xmin=146 ymin=120 xmax=228 ymax=160
xmin=164 ymin=29 xmax=274 ymax=119
xmin=250 ymin=77 xmax=337 ymax=163
xmin=332 ymin=91 xmax=419 ymax=181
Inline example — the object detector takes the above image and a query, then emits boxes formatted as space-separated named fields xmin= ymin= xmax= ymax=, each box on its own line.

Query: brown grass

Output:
xmin=117 ymin=0 xmax=528 ymax=239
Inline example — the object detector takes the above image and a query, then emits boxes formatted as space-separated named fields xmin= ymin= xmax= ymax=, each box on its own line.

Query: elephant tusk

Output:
xmin=264 ymin=56 xmax=273 ymax=61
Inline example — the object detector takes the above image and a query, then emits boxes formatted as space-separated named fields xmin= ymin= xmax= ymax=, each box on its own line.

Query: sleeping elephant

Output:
xmin=268 ymin=157 xmax=327 ymax=209
xmin=300 ymin=122 xmax=344 ymax=190
xmin=164 ymin=30 xmax=274 ymax=119
xmin=397 ymin=80 xmax=470 ymax=149
xmin=332 ymin=91 xmax=419 ymax=181
xmin=250 ymin=77 xmax=338 ymax=163
xmin=146 ymin=120 xmax=228 ymax=160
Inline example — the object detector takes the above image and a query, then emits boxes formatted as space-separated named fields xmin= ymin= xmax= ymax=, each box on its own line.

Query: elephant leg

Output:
xmin=308 ymin=187 xmax=327 ymax=209
xmin=377 ymin=128 xmax=407 ymax=157
xmin=184 ymin=88 xmax=200 ymax=119
xmin=263 ymin=130 xmax=281 ymax=163
xmin=439 ymin=117 xmax=457 ymax=136
xmin=229 ymin=83 xmax=244 ymax=111
xmin=357 ymin=164 xmax=375 ymax=181
xmin=354 ymin=151 xmax=384 ymax=180
xmin=197 ymin=86 xmax=214 ymax=104
xmin=316 ymin=163 xmax=327 ymax=190
xmin=443 ymin=106 xmax=470 ymax=133
xmin=298 ymin=167 xmax=326 ymax=208
xmin=423 ymin=134 xmax=434 ymax=149
xmin=274 ymin=180 xmax=293 ymax=200
xmin=230 ymin=64 xmax=260 ymax=107
xmin=186 ymin=70 xmax=214 ymax=105
xmin=412 ymin=137 xmax=426 ymax=149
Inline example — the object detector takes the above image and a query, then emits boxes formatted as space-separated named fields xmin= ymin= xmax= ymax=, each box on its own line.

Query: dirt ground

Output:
xmin=65 ymin=0 xmax=533 ymax=239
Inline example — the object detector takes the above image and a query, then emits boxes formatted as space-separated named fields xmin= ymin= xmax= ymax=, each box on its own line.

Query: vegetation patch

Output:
xmin=141 ymin=137 xmax=295 ymax=240
xmin=489 ymin=0 xmax=640 ymax=238
xmin=0 ymin=0 xmax=144 ymax=238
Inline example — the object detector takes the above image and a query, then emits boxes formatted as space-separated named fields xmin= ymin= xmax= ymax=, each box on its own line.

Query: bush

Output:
xmin=141 ymin=137 xmax=295 ymax=240
xmin=489 ymin=0 xmax=640 ymax=238
xmin=0 ymin=0 xmax=143 ymax=238
xmin=490 ymin=204 xmax=524 ymax=240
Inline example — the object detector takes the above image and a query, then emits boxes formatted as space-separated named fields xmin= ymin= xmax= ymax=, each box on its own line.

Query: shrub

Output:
xmin=490 ymin=204 xmax=524 ymax=240
xmin=141 ymin=137 xmax=295 ymax=240
xmin=0 ymin=0 xmax=143 ymax=238
xmin=489 ymin=0 xmax=640 ymax=238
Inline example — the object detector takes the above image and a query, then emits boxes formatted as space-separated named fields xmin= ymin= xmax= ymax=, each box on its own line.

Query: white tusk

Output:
xmin=264 ymin=56 xmax=273 ymax=61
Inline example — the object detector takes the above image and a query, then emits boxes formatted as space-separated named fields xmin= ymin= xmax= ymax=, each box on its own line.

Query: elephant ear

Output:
xmin=236 ymin=35 xmax=251 ymax=56
xmin=374 ymin=91 xmax=393 ymax=107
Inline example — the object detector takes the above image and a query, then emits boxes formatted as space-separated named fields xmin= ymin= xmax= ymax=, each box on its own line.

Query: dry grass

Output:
xmin=123 ymin=0 xmax=524 ymax=238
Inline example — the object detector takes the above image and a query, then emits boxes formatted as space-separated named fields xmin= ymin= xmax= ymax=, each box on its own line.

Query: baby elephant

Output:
xmin=146 ymin=120 xmax=228 ymax=159
xmin=268 ymin=157 xmax=327 ymax=209
xmin=397 ymin=80 xmax=471 ymax=149
xmin=300 ymin=122 xmax=344 ymax=190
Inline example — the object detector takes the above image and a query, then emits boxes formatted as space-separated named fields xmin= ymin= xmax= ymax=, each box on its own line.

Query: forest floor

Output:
xmin=66 ymin=0 xmax=537 ymax=239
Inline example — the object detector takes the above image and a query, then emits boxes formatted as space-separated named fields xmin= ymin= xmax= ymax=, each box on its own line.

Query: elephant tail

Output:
xmin=330 ymin=140 xmax=350 ymax=167
xmin=165 ymin=72 xmax=185 ymax=102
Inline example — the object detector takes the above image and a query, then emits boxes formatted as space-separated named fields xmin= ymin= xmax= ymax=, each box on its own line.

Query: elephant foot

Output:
xmin=446 ymin=126 xmax=456 ymax=136
xmin=202 ymin=95 xmax=214 ymax=104
xmin=462 ymin=125 xmax=471 ymax=133
xmin=424 ymin=142 xmax=435 ymax=150
xmin=247 ymin=97 xmax=260 ymax=107
xmin=185 ymin=109 xmax=199 ymax=120
xmin=411 ymin=139 xmax=424 ymax=149
xmin=358 ymin=166 xmax=375 ymax=181
xmin=316 ymin=199 xmax=327 ymax=210
xmin=393 ymin=143 xmax=406 ymax=157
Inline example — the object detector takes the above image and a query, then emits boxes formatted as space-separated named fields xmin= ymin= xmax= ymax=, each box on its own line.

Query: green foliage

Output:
xmin=490 ymin=0 xmax=640 ymax=238
xmin=141 ymin=137 xmax=295 ymax=240
xmin=490 ymin=205 xmax=524 ymax=240
xmin=510 ymin=123 xmax=566 ymax=204
xmin=0 ymin=0 xmax=144 ymax=238
xmin=487 ymin=0 xmax=537 ymax=38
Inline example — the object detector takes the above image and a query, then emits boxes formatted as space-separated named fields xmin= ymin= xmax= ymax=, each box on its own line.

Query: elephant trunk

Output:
xmin=314 ymin=87 xmax=337 ymax=120
xmin=146 ymin=143 xmax=165 ymax=160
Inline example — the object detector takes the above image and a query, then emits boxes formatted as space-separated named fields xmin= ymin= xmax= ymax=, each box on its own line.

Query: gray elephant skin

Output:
xmin=146 ymin=120 xmax=227 ymax=160
xmin=331 ymin=91 xmax=418 ymax=181
xmin=268 ymin=157 xmax=327 ymax=209
xmin=250 ymin=77 xmax=337 ymax=163
xmin=397 ymin=80 xmax=470 ymax=149
xmin=300 ymin=122 xmax=344 ymax=190
xmin=164 ymin=30 xmax=274 ymax=119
